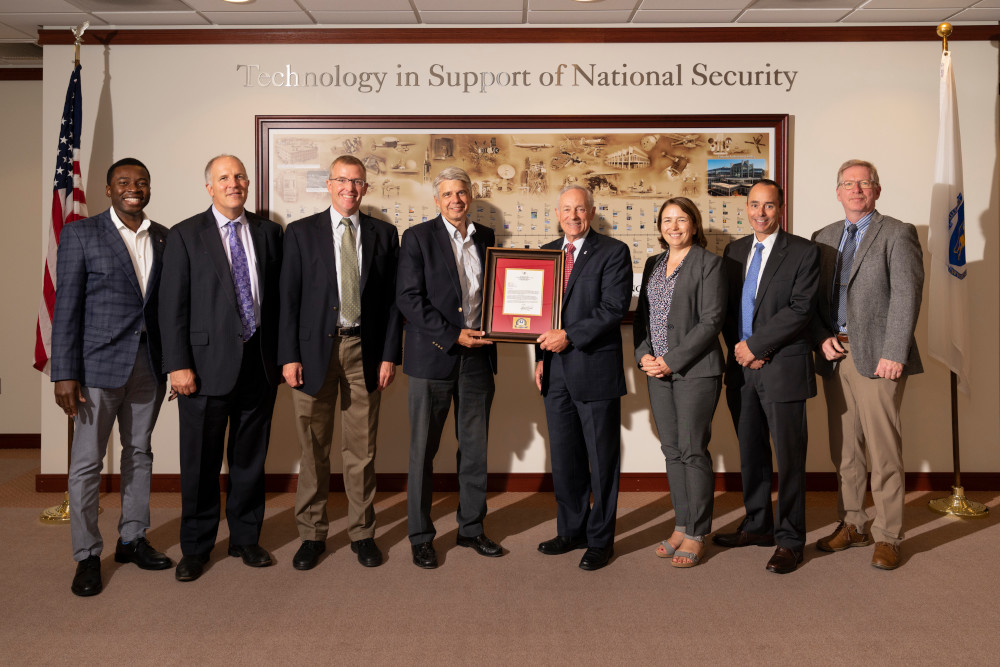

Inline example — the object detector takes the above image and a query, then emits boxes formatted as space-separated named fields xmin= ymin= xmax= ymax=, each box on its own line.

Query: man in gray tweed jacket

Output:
xmin=811 ymin=159 xmax=924 ymax=571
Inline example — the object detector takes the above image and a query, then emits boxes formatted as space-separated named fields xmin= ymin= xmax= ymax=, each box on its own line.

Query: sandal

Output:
xmin=671 ymin=550 xmax=702 ymax=568
xmin=655 ymin=540 xmax=678 ymax=558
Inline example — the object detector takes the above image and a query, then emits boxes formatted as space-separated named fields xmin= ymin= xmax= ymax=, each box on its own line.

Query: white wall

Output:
xmin=0 ymin=79 xmax=42 ymax=436
xmin=37 ymin=39 xmax=1000 ymax=476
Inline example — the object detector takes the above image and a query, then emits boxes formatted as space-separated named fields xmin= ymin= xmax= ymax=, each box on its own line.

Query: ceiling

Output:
xmin=1 ymin=0 xmax=998 ymax=67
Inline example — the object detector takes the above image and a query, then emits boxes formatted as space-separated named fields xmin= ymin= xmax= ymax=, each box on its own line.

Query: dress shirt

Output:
xmin=834 ymin=210 xmax=873 ymax=333
xmin=331 ymin=208 xmax=363 ymax=327
xmin=110 ymin=207 xmax=153 ymax=300
xmin=212 ymin=205 xmax=261 ymax=326
xmin=744 ymin=229 xmax=780 ymax=296
xmin=443 ymin=218 xmax=482 ymax=329
xmin=561 ymin=230 xmax=590 ymax=263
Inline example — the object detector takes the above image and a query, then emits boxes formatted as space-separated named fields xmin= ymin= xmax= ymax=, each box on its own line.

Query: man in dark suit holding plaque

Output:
xmin=396 ymin=166 xmax=501 ymax=569
xmin=715 ymin=179 xmax=819 ymax=575
xmin=159 ymin=154 xmax=283 ymax=582
xmin=534 ymin=184 xmax=632 ymax=571
xmin=52 ymin=158 xmax=171 ymax=597
xmin=278 ymin=155 xmax=403 ymax=570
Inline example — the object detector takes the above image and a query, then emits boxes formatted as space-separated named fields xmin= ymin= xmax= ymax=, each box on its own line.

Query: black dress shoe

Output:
xmin=765 ymin=546 xmax=804 ymax=574
xmin=71 ymin=555 xmax=102 ymax=597
xmin=456 ymin=533 xmax=504 ymax=557
xmin=579 ymin=545 xmax=614 ymax=571
xmin=228 ymin=543 xmax=273 ymax=567
xmin=292 ymin=540 xmax=326 ymax=571
xmin=351 ymin=538 xmax=383 ymax=567
xmin=175 ymin=554 xmax=209 ymax=582
xmin=114 ymin=537 xmax=172 ymax=570
xmin=538 ymin=535 xmax=588 ymax=555
xmin=712 ymin=530 xmax=775 ymax=548
xmin=411 ymin=541 xmax=438 ymax=569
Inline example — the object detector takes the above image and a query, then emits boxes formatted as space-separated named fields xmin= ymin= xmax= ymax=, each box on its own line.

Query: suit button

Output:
xmin=333 ymin=306 xmax=338 ymax=311
xmin=667 ymin=324 xmax=674 ymax=329
xmin=328 ymin=333 xmax=333 ymax=338
xmin=458 ymin=307 xmax=463 ymax=312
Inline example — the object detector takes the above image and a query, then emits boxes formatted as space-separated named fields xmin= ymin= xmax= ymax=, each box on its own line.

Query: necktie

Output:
xmin=740 ymin=242 xmax=765 ymax=341
xmin=339 ymin=219 xmax=361 ymax=323
xmin=564 ymin=243 xmax=575 ymax=289
xmin=226 ymin=220 xmax=256 ymax=342
xmin=832 ymin=224 xmax=858 ymax=332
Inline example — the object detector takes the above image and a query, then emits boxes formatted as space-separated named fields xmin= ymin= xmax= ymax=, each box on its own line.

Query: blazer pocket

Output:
xmin=83 ymin=327 xmax=112 ymax=343
xmin=190 ymin=331 xmax=209 ymax=346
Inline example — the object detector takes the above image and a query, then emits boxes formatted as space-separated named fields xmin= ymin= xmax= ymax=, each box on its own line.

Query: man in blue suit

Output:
xmin=397 ymin=167 xmax=501 ymax=569
xmin=52 ymin=158 xmax=171 ymax=597
xmin=535 ymin=185 xmax=632 ymax=571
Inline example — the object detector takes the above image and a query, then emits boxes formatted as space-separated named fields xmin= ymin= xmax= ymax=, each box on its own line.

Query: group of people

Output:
xmin=633 ymin=163 xmax=923 ymax=575
xmin=50 ymin=153 xmax=922 ymax=598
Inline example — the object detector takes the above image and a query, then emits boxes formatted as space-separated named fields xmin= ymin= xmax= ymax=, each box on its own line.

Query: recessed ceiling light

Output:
xmin=223 ymin=0 xmax=254 ymax=4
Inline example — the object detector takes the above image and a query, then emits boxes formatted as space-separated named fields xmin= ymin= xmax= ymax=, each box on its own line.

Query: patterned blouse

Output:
xmin=647 ymin=250 xmax=686 ymax=358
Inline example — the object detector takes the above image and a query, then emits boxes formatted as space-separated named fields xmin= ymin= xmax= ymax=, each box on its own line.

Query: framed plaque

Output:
xmin=481 ymin=248 xmax=564 ymax=342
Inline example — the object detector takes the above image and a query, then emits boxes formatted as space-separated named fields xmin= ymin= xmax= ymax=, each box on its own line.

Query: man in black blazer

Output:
xmin=52 ymin=158 xmax=171 ymax=596
xmin=278 ymin=155 xmax=402 ymax=570
xmin=535 ymin=185 xmax=632 ymax=571
xmin=160 ymin=155 xmax=283 ymax=582
xmin=397 ymin=167 xmax=501 ymax=569
xmin=716 ymin=179 xmax=819 ymax=574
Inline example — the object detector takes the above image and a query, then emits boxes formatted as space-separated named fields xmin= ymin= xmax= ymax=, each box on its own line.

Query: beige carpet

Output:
xmin=2 ymin=450 xmax=999 ymax=665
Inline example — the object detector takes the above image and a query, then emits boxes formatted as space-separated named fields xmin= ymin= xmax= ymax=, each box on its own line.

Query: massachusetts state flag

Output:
xmin=927 ymin=50 xmax=970 ymax=393
xmin=34 ymin=63 xmax=88 ymax=373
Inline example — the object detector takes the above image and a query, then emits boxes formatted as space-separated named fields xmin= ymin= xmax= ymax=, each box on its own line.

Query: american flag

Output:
xmin=34 ymin=64 xmax=88 ymax=373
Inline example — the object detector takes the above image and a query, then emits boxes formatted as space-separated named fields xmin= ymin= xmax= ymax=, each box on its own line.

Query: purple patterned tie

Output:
xmin=227 ymin=220 xmax=256 ymax=342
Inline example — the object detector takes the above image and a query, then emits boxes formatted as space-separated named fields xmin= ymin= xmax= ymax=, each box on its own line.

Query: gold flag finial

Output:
xmin=937 ymin=22 xmax=952 ymax=53
xmin=71 ymin=21 xmax=89 ymax=65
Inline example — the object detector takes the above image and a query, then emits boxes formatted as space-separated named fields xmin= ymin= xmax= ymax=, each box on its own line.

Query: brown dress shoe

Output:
xmin=765 ymin=546 xmax=803 ymax=574
xmin=871 ymin=542 xmax=901 ymax=570
xmin=817 ymin=521 xmax=873 ymax=552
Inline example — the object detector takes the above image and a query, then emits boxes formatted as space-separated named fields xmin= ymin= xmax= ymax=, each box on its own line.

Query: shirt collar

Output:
xmin=563 ymin=229 xmax=590 ymax=249
xmin=845 ymin=210 xmax=875 ymax=232
xmin=109 ymin=206 xmax=150 ymax=234
xmin=331 ymin=207 xmax=359 ymax=228
xmin=443 ymin=217 xmax=475 ymax=241
xmin=212 ymin=205 xmax=246 ymax=227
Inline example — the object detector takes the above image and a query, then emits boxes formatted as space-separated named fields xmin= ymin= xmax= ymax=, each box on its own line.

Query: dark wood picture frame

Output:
xmin=481 ymin=247 xmax=565 ymax=343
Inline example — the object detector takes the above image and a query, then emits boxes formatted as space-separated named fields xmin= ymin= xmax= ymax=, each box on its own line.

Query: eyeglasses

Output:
xmin=329 ymin=177 xmax=366 ymax=187
xmin=838 ymin=180 xmax=876 ymax=190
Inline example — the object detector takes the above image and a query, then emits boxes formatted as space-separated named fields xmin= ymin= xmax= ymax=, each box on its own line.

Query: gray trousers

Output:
xmin=406 ymin=351 xmax=494 ymax=545
xmin=68 ymin=341 xmax=166 ymax=561
xmin=646 ymin=373 xmax=721 ymax=538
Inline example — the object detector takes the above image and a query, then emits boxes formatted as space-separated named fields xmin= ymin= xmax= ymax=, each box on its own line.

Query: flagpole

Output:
xmin=926 ymin=23 xmax=987 ymax=518
xmin=39 ymin=21 xmax=94 ymax=525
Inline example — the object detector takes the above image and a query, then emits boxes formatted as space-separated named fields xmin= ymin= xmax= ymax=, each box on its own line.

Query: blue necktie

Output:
xmin=740 ymin=242 xmax=765 ymax=341
xmin=227 ymin=220 xmax=256 ymax=342
xmin=832 ymin=224 xmax=858 ymax=332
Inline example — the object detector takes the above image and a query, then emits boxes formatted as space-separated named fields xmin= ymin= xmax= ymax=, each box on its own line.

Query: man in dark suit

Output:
xmin=52 ymin=158 xmax=171 ymax=597
xmin=812 ymin=160 xmax=923 ymax=571
xmin=159 ymin=154 xmax=283 ymax=582
xmin=715 ymin=179 xmax=819 ymax=574
xmin=534 ymin=184 xmax=632 ymax=571
xmin=397 ymin=167 xmax=501 ymax=569
xmin=278 ymin=155 xmax=403 ymax=570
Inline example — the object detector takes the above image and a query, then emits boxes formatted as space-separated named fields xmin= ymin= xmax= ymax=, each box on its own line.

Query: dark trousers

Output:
xmin=406 ymin=349 xmax=494 ymax=545
xmin=543 ymin=354 xmax=622 ymax=549
xmin=178 ymin=334 xmax=277 ymax=556
xmin=726 ymin=367 xmax=807 ymax=550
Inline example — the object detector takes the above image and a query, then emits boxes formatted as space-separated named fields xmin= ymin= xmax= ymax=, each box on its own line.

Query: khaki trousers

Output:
xmin=823 ymin=340 xmax=907 ymax=544
xmin=291 ymin=336 xmax=380 ymax=542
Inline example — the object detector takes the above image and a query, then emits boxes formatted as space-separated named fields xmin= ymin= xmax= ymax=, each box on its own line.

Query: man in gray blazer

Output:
xmin=52 ymin=158 xmax=171 ymax=596
xmin=812 ymin=159 xmax=924 ymax=570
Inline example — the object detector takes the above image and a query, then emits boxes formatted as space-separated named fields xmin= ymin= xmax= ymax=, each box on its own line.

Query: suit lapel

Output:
xmin=198 ymin=208 xmax=239 ymax=311
xmin=99 ymin=213 xmax=143 ymax=299
xmin=146 ymin=223 xmax=166 ymax=305
xmin=754 ymin=231 xmax=786 ymax=315
xmin=849 ymin=211 xmax=882 ymax=284
xmin=359 ymin=213 xmax=375 ymax=291
xmin=317 ymin=210 xmax=339 ymax=295
xmin=565 ymin=231 xmax=597 ymax=300
xmin=432 ymin=216 xmax=463 ymax=300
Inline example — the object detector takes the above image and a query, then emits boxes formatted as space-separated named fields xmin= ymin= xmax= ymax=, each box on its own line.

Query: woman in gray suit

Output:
xmin=634 ymin=197 xmax=726 ymax=568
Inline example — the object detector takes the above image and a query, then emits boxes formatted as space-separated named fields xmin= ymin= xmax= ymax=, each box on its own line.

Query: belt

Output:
xmin=336 ymin=326 xmax=361 ymax=337
xmin=836 ymin=332 xmax=849 ymax=343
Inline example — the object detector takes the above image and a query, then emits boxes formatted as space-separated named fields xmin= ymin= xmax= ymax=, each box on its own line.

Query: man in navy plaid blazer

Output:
xmin=52 ymin=158 xmax=172 ymax=597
